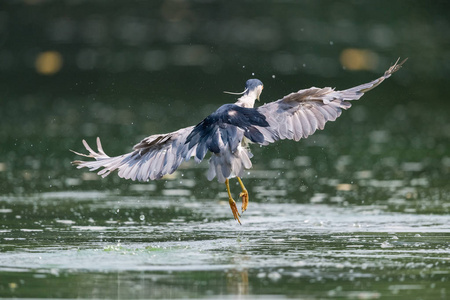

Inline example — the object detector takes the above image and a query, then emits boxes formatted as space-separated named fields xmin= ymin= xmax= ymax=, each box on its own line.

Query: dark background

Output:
xmin=1 ymin=0 xmax=450 ymax=193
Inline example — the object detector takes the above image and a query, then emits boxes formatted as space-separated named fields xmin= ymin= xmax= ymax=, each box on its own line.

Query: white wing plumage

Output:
xmin=255 ymin=58 xmax=407 ymax=144
xmin=71 ymin=126 xmax=195 ymax=181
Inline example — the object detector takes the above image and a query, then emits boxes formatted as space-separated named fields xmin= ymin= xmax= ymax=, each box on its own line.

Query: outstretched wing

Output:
xmin=71 ymin=126 xmax=196 ymax=181
xmin=255 ymin=58 xmax=407 ymax=144
xmin=72 ymin=104 xmax=272 ymax=182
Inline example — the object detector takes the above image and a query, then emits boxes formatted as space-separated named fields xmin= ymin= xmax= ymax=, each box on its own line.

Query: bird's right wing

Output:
xmin=71 ymin=126 xmax=196 ymax=181
xmin=255 ymin=58 xmax=407 ymax=144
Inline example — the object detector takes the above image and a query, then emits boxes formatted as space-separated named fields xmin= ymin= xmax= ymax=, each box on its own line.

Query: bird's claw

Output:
xmin=229 ymin=198 xmax=241 ymax=225
xmin=239 ymin=190 xmax=249 ymax=213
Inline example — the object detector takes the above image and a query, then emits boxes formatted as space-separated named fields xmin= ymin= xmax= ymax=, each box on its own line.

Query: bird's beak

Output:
xmin=223 ymin=89 xmax=248 ymax=95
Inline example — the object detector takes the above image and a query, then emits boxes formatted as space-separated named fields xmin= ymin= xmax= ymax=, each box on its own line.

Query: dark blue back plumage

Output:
xmin=184 ymin=104 xmax=269 ymax=161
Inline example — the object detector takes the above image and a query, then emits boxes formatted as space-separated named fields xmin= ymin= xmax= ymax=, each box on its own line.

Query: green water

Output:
xmin=1 ymin=1 xmax=450 ymax=299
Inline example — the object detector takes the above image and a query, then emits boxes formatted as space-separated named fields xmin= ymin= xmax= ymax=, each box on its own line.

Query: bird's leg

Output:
xmin=237 ymin=177 xmax=249 ymax=213
xmin=225 ymin=179 xmax=241 ymax=224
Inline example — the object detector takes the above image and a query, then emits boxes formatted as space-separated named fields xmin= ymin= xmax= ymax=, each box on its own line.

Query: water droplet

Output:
xmin=272 ymin=75 xmax=276 ymax=78
xmin=140 ymin=215 xmax=145 ymax=221
xmin=268 ymin=271 xmax=282 ymax=281
xmin=330 ymin=41 xmax=334 ymax=45
xmin=381 ymin=241 xmax=393 ymax=248
xmin=252 ymin=72 xmax=255 ymax=76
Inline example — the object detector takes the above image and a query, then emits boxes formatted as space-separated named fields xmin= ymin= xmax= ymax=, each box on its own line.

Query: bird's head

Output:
xmin=224 ymin=78 xmax=264 ymax=102
xmin=245 ymin=79 xmax=264 ymax=101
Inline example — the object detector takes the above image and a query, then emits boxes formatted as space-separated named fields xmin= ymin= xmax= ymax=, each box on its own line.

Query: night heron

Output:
xmin=72 ymin=58 xmax=407 ymax=224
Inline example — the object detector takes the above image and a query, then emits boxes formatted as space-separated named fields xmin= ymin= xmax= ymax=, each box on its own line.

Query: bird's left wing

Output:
xmin=255 ymin=58 xmax=407 ymax=144
xmin=71 ymin=126 xmax=195 ymax=181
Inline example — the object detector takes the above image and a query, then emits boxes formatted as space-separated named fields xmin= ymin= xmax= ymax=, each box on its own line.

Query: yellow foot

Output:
xmin=240 ymin=190 xmax=249 ymax=213
xmin=229 ymin=198 xmax=241 ymax=225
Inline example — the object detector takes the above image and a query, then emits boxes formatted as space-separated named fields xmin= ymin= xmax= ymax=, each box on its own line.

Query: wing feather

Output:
xmin=71 ymin=126 xmax=196 ymax=182
xmin=256 ymin=58 xmax=406 ymax=145
xmin=305 ymin=108 xmax=318 ymax=133
xmin=310 ymin=106 xmax=326 ymax=130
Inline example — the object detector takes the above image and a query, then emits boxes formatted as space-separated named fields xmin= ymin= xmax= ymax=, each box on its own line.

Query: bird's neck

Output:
xmin=234 ymin=91 xmax=258 ymax=108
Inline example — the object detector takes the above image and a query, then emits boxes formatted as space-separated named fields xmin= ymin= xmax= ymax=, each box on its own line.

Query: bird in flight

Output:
xmin=72 ymin=58 xmax=407 ymax=224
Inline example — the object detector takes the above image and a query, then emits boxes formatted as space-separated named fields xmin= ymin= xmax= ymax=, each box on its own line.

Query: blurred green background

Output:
xmin=1 ymin=0 xmax=449 ymax=194
xmin=0 ymin=1 xmax=449 ymax=299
